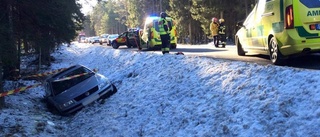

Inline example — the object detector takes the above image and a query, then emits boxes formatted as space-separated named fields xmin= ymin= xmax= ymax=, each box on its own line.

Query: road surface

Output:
xmin=98 ymin=43 xmax=320 ymax=70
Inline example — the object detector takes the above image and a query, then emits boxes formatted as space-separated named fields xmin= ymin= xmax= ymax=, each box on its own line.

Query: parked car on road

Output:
xmin=90 ymin=36 xmax=100 ymax=44
xmin=111 ymin=29 xmax=140 ymax=49
xmin=85 ymin=37 xmax=90 ymax=43
xmin=106 ymin=34 xmax=119 ymax=46
xmin=99 ymin=34 xmax=109 ymax=45
xmin=78 ymin=34 xmax=86 ymax=43
xmin=80 ymin=37 xmax=86 ymax=43
xmin=44 ymin=64 xmax=117 ymax=115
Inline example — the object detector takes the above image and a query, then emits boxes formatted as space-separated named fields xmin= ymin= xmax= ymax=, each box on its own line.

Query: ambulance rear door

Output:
xmin=292 ymin=0 xmax=320 ymax=39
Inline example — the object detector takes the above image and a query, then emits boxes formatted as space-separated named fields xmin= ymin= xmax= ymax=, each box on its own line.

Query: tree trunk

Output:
xmin=189 ymin=21 xmax=192 ymax=45
xmin=0 ymin=60 xmax=4 ymax=109
xmin=0 ymin=0 xmax=5 ymax=108
xmin=2 ymin=0 xmax=19 ymax=80
xmin=245 ymin=0 xmax=248 ymax=16
xmin=17 ymin=38 xmax=21 ymax=71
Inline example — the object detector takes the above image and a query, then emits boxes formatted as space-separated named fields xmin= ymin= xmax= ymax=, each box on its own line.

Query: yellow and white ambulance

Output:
xmin=141 ymin=16 xmax=178 ymax=49
xmin=235 ymin=0 xmax=320 ymax=65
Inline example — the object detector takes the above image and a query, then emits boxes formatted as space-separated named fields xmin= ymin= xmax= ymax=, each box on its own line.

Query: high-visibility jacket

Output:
xmin=158 ymin=18 xmax=169 ymax=35
xmin=218 ymin=23 xmax=226 ymax=35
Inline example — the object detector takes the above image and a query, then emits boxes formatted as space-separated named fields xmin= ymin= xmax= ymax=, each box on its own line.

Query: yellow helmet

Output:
xmin=219 ymin=18 xmax=225 ymax=23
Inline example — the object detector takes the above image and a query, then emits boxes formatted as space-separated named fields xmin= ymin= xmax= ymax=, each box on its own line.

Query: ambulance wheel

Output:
xmin=269 ymin=37 xmax=284 ymax=65
xmin=236 ymin=37 xmax=245 ymax=56
xmin=112 ymin=42 xmax=119 ymax=49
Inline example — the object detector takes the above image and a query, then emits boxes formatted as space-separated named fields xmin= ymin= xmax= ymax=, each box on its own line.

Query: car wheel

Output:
xmin=112 ymin=42 xmax=119 ymax=49
xmin=236 ymin=36 xmax=245 ymax=56
xmin=133 ymin=44 xmax=137 ymax=48
xmin=127 ymin=44 xmax=132 ymax=48
xmin=269 ymin=37 xmax=284 ymax=65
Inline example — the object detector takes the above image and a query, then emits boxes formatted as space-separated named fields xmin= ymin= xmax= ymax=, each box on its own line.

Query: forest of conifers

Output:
xmin=85 ymin=0 xmax=256 ymax=43
xmin=0 ymin=0 xmax=256 ymax=106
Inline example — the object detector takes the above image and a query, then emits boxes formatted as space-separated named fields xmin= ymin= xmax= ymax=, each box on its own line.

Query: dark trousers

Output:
xmin=219 ymin=34 xmax=226 ymax=45
xmin=160 ymin=34 xmax=170 ymax=54
xmin=213 ymin=35 xmax=219 ymax=47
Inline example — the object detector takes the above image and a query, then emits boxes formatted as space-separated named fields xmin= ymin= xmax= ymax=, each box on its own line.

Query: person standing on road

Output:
xmin=158 ymin=12 xmax=171 ymax=54
xmin=210 ymin=17 xmax=219 ymax=47
xmin=218 ymin=18 xmax=226 ymax=48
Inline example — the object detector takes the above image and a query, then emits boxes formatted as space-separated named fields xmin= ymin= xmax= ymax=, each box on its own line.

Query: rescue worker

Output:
xmin=158 ymin=12 xmax=171 ymax=54
xmin=218 ymin=18 xmax=226 ymax=48
xmin=210 ymin=17 xmax=219 ymax=47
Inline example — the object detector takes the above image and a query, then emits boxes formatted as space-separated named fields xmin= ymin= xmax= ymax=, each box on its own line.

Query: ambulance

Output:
xmin=141 ymin=16 xmax=177 ymax=49
xmin=235 ymin=0 xmax=320 ymax=65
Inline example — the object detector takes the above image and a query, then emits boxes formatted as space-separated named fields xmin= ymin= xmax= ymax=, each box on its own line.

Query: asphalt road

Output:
xmin=99 ymin=43 xmax=320 ymax=70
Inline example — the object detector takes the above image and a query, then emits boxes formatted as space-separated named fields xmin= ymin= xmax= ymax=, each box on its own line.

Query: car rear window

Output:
xmin=300 ymin=0 xmax=320 ymax=8
xmin=109 ymin=35 xmax=118 ymax=39
xmin=51 ymin=67 xmax=94 ymax=95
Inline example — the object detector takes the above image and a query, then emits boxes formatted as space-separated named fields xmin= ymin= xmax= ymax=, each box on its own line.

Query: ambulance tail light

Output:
xmin=310 ymin=24 xmax=316 ymax=30
xmin=309 ymin=24 xmax=320 ymax=30
xmin=151 ymin=32 xmax=154 ymax=39
xmin=285 ymin=5 xmax=294 ymax=29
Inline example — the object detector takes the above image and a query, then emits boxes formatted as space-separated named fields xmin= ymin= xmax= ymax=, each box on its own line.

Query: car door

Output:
xmin=240 ymin=4 xmax=257 ymax=48
xmin=117 ymin=33 xmax=127 ymax=44
xmin=250 ymin=0 xmax=268 ymax=51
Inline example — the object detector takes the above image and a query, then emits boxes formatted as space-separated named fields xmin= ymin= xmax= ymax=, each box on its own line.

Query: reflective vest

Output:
xmin=218 ymin=24 xmax=226 ymax=35
xmin=158 ymin=18 xmax=169 ymax=35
